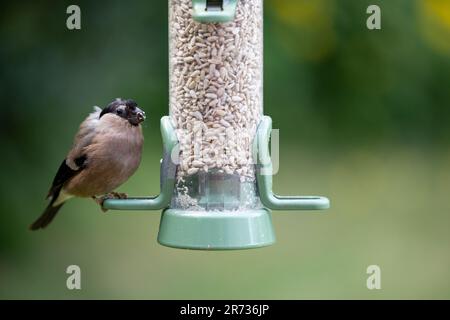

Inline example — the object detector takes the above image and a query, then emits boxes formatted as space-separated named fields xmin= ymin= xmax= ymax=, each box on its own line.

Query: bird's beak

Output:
xmin=135 ymin=107 xmax=146 ymax=124
xmin=128 ymin=107 xmax=146 ymax=126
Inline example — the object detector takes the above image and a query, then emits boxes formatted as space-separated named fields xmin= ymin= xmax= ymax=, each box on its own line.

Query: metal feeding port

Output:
xmin=205 ymin=0 xmax=223 ymax=11
xmin=192 ymin=0 xmax=237 ymax=22
xmin=103 ymin=0 xmax=330 ymax=250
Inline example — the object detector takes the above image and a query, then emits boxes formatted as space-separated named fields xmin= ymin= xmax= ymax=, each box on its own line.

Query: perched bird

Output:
xmin=30 ymin=98 xmax=146 ymax=230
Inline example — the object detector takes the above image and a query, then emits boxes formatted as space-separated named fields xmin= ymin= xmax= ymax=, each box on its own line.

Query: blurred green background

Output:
xmin=1 ymin=0 xmax=450 ymax=299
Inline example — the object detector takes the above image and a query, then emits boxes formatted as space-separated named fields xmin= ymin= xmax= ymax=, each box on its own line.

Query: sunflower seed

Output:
xmin=169 ymin=0 xmax=262 ymax=179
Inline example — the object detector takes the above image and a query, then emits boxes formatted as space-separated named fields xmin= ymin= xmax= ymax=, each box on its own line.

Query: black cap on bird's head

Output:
xmin=100 ymin=98 xmax=146 ymax=126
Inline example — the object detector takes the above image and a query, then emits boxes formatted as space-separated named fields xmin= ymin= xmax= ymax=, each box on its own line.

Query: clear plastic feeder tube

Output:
xmin=169 ymin=0 xmax=263 ymax=211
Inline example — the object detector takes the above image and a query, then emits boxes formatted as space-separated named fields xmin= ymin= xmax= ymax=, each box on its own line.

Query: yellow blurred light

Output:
xmin=271 ymin=0 xmax=326 ymax=27
xmin=426 ymin=0 xmax=450 ymax=28
xmin=418 ymin=0 xmax=450 ymax=55
xmin=268 ymin=0 xmax=336 ymax=61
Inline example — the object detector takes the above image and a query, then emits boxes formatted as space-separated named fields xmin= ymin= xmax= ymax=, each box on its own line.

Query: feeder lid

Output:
xmin=191 ymin=0 xmax=237 ymax=23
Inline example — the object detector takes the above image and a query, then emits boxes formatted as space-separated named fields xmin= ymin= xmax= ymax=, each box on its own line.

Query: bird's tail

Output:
xmin=31 ymin=185 xmax=73 ymax=231
xmin=30 ymin=202 xmax=65 ymax=230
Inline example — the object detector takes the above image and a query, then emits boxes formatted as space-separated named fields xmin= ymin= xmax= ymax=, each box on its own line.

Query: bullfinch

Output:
xmin=30 ymin=98 xmax=146 ymax=230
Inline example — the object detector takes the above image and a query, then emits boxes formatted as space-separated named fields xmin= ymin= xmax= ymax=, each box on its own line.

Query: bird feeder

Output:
xmin=103 ymin=0 xmax=330 ymax=250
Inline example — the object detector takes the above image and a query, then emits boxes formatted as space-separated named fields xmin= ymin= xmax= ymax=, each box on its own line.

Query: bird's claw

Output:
xmin=93 ymin=192 xmax=128 ymax=212
xmin=108 ymin=192 xmax=128 ymax=199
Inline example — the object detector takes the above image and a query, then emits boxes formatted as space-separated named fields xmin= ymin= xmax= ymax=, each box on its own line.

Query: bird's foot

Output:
xmin=93 ymin=192 xmax=128 ymax=212
xmin=109 ymin=192 xmax=128 ymax=199
xmin=92 ymin=196 xmax=108 ymax=212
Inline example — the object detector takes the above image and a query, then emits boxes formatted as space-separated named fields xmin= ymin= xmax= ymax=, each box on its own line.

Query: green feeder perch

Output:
xmin=103 ymin=0 xmax=330 ymax=250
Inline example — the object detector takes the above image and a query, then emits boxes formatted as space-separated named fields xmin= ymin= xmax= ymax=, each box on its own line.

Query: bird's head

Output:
xmin=100 ymin=98 xmax=146 ymax=126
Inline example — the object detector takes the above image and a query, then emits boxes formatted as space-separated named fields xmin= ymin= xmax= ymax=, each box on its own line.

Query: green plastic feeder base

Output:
xmin=157 ymin=208 xmax=276 ymax=250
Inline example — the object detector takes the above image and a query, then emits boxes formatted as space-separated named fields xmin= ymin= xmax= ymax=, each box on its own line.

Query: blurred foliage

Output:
xmin=266 ymin=0 xmax=450 ymax=147
xmin=0 ymin=0 xmax=449 ymax=299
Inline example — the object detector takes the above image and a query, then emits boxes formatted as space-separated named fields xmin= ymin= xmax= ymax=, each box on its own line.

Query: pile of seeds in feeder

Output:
xmin=169 ymin=0 xmax=262 ymax=182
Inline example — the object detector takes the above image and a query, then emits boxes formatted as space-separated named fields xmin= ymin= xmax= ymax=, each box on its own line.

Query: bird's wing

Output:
xmin=48 ymin=107 xmax=102 ymax=199
xmin=47 ymin=155 xmax=87 ymax=200
xmin=66 ymin=106 xmax=102 ymax=170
